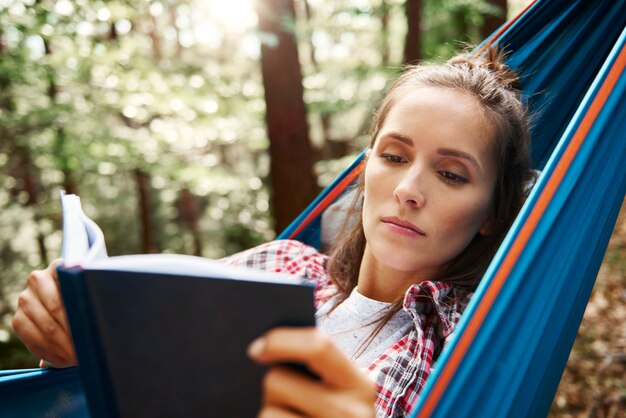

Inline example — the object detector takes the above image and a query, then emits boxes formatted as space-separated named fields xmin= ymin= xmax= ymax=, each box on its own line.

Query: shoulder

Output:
xmin=221 ymin=239 xmax=328 ymax=276
xmin=222 ymin=240 xmax=337 ymax=307
xmin=453 ymin=286 xmax=474 ymax=310
xmin=403 ymin=281 xmax=473 ymax=338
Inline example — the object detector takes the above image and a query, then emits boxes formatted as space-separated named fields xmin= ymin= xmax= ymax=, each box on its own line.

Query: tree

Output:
xmin=0 ymin=0 xmax=517 ymax=370
xmin=481 ymin=0 xmax=508 ymax=39
xmin=255 ymin=0 xmax=319 ymax=233
xmin=404 ymin=0 xmax=422 ymax=64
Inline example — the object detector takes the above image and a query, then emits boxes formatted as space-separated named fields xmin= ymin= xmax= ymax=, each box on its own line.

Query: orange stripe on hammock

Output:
xmin=417 ymin=35 xmax=626 ymax=418
xmin=474 ymin=0 xmax=538 ymax=57
xmin=288 ymin=162 xmax=364 ymax=239
xmin=288 ymin=1 xmax=537 ymax=242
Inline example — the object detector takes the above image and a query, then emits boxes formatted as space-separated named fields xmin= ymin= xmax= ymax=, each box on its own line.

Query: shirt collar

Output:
xmin=402 ymin=281 xmax=470 ymax=339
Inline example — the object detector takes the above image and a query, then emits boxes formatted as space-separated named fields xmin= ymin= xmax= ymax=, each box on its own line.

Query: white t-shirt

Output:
xmin=316 ymin=287 xmax=413 ymax=368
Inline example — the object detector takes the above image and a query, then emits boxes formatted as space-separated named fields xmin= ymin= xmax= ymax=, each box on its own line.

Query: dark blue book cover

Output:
xmin=58 ymin=256 xmax=315 ymax=418
xmin=58 ymin=193 xmax=315 ymax=417
xmin=58 ymin=266 xmax=118 ymax=418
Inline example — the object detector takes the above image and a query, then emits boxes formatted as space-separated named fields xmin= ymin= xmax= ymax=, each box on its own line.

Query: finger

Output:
xmin=263 ymin=366 xmax=354 ymax=418
xmin=17 ymin=289 xmax=75 ymax=361
xmin=258 ymin=404 xmax=303 ymax=418
xmin=12 ymin=309 xmax=76 ymax=368
xmin=47 ymin=258 xmax=66 ymax=300
xmin=16 ymin=288 xmax=75 ymax=361
xmin=49 ymin=259 xmax=73 ymax=335
xmin=249 ymin=327 xmax=364 ymax=388
xmin=29 ymin=266 xmax=71 ymax=335
xmin=47 ymin=258 xmax=64 ymax=286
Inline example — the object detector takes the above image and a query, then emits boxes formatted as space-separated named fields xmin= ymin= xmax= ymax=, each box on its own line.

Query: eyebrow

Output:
xmin=383 ymin=132 xmax=413 ymax=146
xmin=437 ymin=148 xmax=481 ymax=170
xmin=383 ymin=133 xmax=483 ymax=171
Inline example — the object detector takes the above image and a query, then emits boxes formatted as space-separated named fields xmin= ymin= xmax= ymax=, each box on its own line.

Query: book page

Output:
xmin=61 ymin=192 xmax=90 ymax=267
xmin=87 ymin=253 xmax=305 ymax=285
xmin=80 ymin=208 xmax=107 ymax=265
xmin=60 ymin=191 xmax=108 ymax=267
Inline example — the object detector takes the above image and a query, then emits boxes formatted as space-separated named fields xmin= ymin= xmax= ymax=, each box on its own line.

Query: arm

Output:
xmin=12 ymin=259 xmax=77 ymax=368
xmin=248 ymin=327 xmax=376 ymax=418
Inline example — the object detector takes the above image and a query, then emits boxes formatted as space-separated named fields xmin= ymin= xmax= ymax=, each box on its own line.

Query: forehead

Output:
xmin=378 ymin=86 xmax=495 ymax=155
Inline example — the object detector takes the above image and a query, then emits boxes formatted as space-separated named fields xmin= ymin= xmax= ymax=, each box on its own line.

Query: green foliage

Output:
xmin=422 ymin=0 xmax=504 ymax=59
xmin=0 ymin=0 xmax=496 ymax=368
xmin=0 ymin=335 xmax=39 ymax=369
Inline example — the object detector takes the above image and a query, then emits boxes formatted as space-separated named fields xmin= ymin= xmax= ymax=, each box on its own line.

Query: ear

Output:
xmin=479 ymin=216 xmax=495 ymax=236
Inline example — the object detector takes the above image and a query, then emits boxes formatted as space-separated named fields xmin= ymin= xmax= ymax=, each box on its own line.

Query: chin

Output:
xmin=376 ymin=248 xmax=429 ymax=274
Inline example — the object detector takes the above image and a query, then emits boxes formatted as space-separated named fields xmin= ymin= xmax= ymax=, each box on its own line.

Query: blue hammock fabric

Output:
xmin=0 ymin=367 xmax=86 ymax=417
xmin=283 ymin=0 xmax=626 ymax=247
xmin=1 ymin=1 xmax=625 ymax=416
xmin=414 ymin=17 xmax=626 ymax=418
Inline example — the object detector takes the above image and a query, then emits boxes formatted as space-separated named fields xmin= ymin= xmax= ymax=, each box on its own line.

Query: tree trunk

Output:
xmin=302 ymin=0 xmax=345 ymax=160
xmin=302 ymin=0 xmax=332 ymax=146
xmin=53 ymin=128 xmax=79 ymax=196
xmin=14 ymin=146 xmax=48 ymax=266
xmin=403 ymin=0 xmax=422 ymax=65
xmin=380 ymin=0 xmax=391 ymax=65
xmin=255 ymin=0 xmax=318 ymax=233
xmin=42 ymin=33 xmax=79 ymax=195
xmin=179 ymin=188 xmax=203 ymax=256
xmin=134 ymin=169 xmax=160 ymax=253
xmin=302 ymin=0 xmax=317 ymax=68
xmin=149 ymin=14 xmax=162 ymax=61
xmin=169 ymin=4 xmax=181 ymax=59
xmin=481 ymin=0 xmax=508 ymax=39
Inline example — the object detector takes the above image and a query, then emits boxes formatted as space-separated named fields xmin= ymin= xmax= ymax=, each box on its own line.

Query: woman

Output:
xmin=13 ymin=49 xmax=532 ymax=417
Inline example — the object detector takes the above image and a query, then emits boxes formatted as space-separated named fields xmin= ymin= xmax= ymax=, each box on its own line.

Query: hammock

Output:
xmin=1 ymin=0 xmax=625 ymax=416
xmin=415 ymin=5 xmax=626 ymax=418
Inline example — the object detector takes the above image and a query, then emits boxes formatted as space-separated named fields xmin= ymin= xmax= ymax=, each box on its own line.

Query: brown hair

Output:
xmin=327 ymin=49 xmax=532 ymax=310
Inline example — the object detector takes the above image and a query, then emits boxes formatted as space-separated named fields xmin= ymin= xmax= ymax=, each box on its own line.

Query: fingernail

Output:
xmin=247 ymin=337 xmax=266 ymax=358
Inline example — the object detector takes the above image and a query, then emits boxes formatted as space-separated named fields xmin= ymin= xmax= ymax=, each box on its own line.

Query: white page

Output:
xmin=60 ymin=191 xmax=108 ymax=267
xmin=88 ymin=253 xmax=303 ymax=285
xmin=59 ymin=192 xmax=298 ymax=285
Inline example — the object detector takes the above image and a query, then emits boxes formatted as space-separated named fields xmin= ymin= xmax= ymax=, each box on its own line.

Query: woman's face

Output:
xmin=361 ymin=86 xmax=497 ymax=284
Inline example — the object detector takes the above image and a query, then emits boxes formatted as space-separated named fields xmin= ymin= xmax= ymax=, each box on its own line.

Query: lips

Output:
xmin=381 ymin=216 xmax=426 ymax=237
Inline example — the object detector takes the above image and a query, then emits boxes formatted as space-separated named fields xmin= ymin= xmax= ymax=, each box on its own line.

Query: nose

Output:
xmin=393 ymin=168 xmax=426 ymax=209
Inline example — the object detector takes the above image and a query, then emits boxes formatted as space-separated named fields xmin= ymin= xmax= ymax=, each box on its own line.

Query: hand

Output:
xmin=12 ymin=259 xmax=77 ymax=368
xmin=248 ymin=327 xmax=376 ymax=418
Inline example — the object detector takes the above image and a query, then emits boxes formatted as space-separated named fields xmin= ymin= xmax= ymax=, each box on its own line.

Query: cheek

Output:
xmin=363 ymin=162 xmax=388 ymax=207
xmin=365 ymin=158 xmax=400 ymax=193
xmin=361 ymin=172 xmax=375 ymax=231
xmin=437 ymin=195 xmax=492 ymax=238
xmin=362 ymin=165 xmax=389 ymax=237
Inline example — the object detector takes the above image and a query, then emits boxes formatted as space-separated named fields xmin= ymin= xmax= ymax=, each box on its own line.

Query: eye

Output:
xmin=378 ymin=153 xmax=408 ymax=164
xmin=438 ymin=170 xmax=468 ymax=185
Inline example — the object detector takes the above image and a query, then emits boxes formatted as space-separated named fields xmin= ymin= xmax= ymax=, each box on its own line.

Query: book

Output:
xmin=59 ymin=190 xmax=108 ymax=266
xmin=56 ymin=192 xmax=316 ymax=418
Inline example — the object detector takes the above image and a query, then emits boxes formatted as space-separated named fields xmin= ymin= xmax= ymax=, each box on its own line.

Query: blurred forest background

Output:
xmin=0 ymin=0 xmax=624 ymax=416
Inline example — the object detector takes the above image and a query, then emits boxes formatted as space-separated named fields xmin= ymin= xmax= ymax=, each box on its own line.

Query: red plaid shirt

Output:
xmin=223 ymin=239 xmax=472 ymax=417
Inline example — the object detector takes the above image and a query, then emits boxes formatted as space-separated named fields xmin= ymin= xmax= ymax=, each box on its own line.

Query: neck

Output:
xmin=357 ymin=243 xmax=428 ymax=302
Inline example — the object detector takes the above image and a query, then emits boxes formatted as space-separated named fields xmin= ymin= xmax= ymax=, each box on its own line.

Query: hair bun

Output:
xmin=448 ymin=48 xmax=521 ymax=92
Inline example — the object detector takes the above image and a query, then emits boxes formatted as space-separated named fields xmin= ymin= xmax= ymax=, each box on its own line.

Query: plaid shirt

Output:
xmin=223 ymin=239 xmax=472 ymax=417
